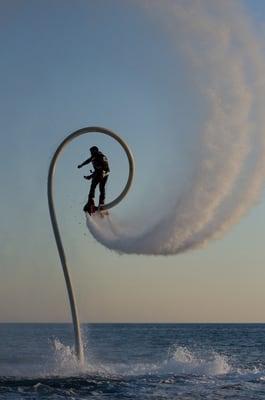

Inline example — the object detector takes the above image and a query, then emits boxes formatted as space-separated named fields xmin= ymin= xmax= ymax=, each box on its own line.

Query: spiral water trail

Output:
xmin=87 ymin=0 xmax=265 ymax=255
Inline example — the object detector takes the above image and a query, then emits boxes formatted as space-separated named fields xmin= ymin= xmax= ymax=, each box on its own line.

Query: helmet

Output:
xmin=90 ymin=146 xmax=99 ymax=154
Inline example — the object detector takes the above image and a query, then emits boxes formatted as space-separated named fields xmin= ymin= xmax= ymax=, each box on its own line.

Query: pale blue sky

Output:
xmin=1 ymin=0 xmax=265 ymax=323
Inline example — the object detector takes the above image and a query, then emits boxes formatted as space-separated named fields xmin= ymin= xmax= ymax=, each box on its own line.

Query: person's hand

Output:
xmin=77 ymin=165 xmax=81 ymax=169
xmin=84 ymin=175 xmax=92 ymax=180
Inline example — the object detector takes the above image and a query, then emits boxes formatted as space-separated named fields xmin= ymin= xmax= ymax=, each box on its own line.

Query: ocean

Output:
xmin=1 ymin=323 xmax=265 ymax=399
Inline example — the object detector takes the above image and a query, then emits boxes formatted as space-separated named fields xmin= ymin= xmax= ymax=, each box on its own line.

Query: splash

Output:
xmin=160 ymin=346 xmax=230 ymax=376
xmin=104 ymin=346 xmax=231 ymax=377
xmin=86 ymin=0 xmax=265 ymax=255
xmin=51 ymin=340 xmax=230 ymax=377
xmin=52 ymin=339 xmax=84 ymax=375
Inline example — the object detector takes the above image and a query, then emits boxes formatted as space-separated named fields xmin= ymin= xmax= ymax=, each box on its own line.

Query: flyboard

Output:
xmin=83 ymin=200 xmax=109 ymax=218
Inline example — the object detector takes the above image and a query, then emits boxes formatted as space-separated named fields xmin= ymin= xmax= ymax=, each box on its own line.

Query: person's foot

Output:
xmin=98 ymin=204 xmax=109 ymax=216
xmin=84 ymin=199 xmax=95 ymax=214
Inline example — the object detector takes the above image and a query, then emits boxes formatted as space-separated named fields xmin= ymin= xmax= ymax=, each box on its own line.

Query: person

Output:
xmin=78 ymin=146 xmax=110 ymax=212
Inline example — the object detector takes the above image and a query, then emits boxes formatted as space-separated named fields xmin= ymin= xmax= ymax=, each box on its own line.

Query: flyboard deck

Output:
xmin=83 ymin=202 xmax=109 ymax=218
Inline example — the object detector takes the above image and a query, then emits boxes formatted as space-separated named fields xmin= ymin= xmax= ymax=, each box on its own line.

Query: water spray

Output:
xmin=86 ymin=1 xmax=265 ymax=256
xmin=47 ymin=126 xmax=135 ymax=362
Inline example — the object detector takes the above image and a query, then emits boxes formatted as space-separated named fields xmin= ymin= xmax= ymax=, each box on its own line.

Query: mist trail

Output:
xmin=87 ymin=0 xmax=265 ymax=255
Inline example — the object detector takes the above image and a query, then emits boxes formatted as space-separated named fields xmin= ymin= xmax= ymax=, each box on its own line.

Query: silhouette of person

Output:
xmin=78 ymin=146 xmax=110 ymax=212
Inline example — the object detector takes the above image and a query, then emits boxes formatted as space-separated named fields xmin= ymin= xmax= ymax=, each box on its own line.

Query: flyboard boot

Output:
xmin=83 ymin=198 xmax=96 ymax=215
xmin=98 ymin=203 xmax=109 ymax=218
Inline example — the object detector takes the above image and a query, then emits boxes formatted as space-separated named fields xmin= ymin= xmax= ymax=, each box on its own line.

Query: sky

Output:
xmin=1 ymin=0 xmax=265 ymax=323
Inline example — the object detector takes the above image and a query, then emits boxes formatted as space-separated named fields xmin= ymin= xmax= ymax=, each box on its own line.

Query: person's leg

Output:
xmin=84 ymin=176 xmax=100 ymax=214
xmin=99 ymin=176 xmax=108 ymax=205
xmin=89 ymin=176 xmax=99 ymax=202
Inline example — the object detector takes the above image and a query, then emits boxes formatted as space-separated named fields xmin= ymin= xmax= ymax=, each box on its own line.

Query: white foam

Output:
xmin=51 ymin=341 xmax=230 ymax=377
xmin=159 ymin=346 xmax=231 ymax=376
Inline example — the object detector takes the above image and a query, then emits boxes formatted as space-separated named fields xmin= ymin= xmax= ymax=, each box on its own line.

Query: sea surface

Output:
xmin=1 ymin=323 xmax=265 ymax=399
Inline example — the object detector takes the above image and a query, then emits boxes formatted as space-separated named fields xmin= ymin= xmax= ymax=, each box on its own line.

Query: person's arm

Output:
xmin=77 ymin=157 xmax=92 ymax=169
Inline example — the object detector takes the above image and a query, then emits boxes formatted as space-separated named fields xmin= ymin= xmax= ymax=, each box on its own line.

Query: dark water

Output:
xmin=1 ymin=323 xmax=265 ymax=399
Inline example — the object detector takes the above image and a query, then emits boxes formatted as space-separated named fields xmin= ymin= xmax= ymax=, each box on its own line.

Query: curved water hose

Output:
xmin=47 ymin=127 xmax=135 ymax=362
